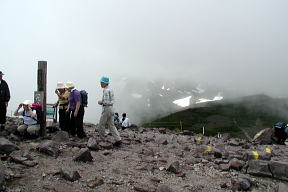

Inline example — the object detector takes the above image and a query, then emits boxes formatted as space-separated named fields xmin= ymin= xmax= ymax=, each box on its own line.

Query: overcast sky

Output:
xmin=1 ymin=0 xmax=288 ymax=123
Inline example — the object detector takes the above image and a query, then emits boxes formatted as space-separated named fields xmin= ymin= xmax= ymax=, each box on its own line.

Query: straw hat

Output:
xmin=65 ymin=81 xmax=75 ymax=89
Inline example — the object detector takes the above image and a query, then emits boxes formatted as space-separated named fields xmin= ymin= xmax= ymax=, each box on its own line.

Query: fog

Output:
xmin=1 ymin=0 xmax=288 ymax=124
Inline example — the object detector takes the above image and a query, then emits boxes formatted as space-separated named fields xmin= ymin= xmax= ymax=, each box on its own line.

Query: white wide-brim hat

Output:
xmin=57 ymin=82 xmax=65 ymax=89
xmin=22 ymin=100 xmax=32 ymax=105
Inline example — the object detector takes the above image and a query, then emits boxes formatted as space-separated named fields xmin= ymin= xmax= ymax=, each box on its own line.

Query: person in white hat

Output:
xmin=14 ymin=100 xmax=40 ymax=136
xmin=54 ymin=82 xmax=70 ymax=130
xmin=65 ymin=81 xmax=86 ymax=138
xmin=0 ymin=71 xmax=10 ymax=130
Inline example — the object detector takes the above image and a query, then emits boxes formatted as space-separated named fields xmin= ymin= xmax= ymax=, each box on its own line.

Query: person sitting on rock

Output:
xmin=14 ymin=100 xmax=40 ymax=136
xmin=119 ymin=113 xmax=130 ymax=129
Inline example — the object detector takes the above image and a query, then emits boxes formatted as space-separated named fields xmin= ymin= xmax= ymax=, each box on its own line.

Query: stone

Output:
xmin=98 ymin=141 xmax=113 ymax=149
xmin=229 ymin=158 xmax=245 ymax=171
xmin=134 ymin=185 xmax=156 ymax=192
xmin=0 ymin=137 xmax=19 ymax=155
xmin=150 ymin=177 xmax=161 ymax=183
xmin=158 ymin=128 xmax=166 ymax=134
xmin=278 ymin=182 xmax=288 ymax=192
xmin=219 ymin=164 xmax=230 ymax=171
xmin=60 ymin=169 xmax=81 ymax=182
xmin=156 ymin=137 xmax=168 ymax=145
xmin=247 ymin=160 xmax=272 ymax=177
xmin=269 ymin=161 xmax=288 ymax=181
xmin=52 ymin=131 xmax=69 ymax=143
xmin=37 ymin=140 xmax=60 ymax=157
xmin=167 ymin=161 xmax=181 ymax=174
xmin=213 ymin=148 xmax=223 ymax=158
xmin=87 ymin=177 xmax=104 ymax=188
xmin=0 ymin=161 xmax=5 ymax=191
xmin=87 ymin=137 xmax=100 ymax=151
xmin=181 ymin=130 xmax=194 ymax=136
xmin=231 ymin=177 xmax=252 ymax=191
xmin=157 ymin=185 xmax=173 ymax=192
xmin=73 ymin=148 xmax=93 ymax=162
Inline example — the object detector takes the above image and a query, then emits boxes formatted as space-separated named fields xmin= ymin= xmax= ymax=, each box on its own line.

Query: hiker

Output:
xmin=54 ymin=82 xmax=70 ymax=131
xmin=65 ymin=81 xmax=86 ymax=138
xmin=97 ymin=77 xmax=122 ymax=146
xmin=114 ymin=112 xmax=120 ymax=125
xmin=272 ymin=122 xmax=288 ymax=145
xmin=0 ymin=71 xmax=10 ymax=130
xmin=120 ymin=113 xmax=130 ymax=129
xmin=14 ymin=100 xmax=40 ymax=136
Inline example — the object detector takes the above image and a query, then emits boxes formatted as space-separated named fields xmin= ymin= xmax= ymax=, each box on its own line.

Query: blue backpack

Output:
xmin=80 ymin=90 xmax=88 ymax=107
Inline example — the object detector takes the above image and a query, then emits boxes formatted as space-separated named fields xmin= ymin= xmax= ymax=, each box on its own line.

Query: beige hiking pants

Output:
xmin=17 ymin=124 xmax=40 ymax=135
xmin=98 ymin=106 xmax=121 ymax=142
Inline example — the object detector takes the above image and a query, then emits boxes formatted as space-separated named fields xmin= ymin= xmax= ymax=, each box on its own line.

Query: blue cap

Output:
xmin=100 ymin=76 xmax=109 ymax=84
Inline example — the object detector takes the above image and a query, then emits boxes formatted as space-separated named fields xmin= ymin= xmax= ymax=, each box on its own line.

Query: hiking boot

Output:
xmin=113 ymin=140 xmax=122 ymax=147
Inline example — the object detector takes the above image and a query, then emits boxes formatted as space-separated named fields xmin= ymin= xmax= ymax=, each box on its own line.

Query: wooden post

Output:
xmin=36 ymin=61 xmax=47 ymax=136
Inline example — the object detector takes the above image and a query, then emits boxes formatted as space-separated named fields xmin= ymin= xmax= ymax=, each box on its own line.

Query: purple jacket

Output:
xmin=68 ymin=89 xmax=81 ymax=110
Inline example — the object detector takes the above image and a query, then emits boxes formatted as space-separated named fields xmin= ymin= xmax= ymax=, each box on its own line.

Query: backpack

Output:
xmin=80 ymin=90 xmax=88 ymax=107
xmin=31 ymin=103 xmax=44 ymax=124
xmin=273 ymin=122 xmax=287 ymax=144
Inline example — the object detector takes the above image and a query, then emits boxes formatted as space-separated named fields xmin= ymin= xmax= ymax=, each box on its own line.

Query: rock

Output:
xmin=247 ymin=160 xmax=272 ymax=178
xmin=52 ymin=131 xmax=69 ymax=143
xmin=213 ymin=148 xmax=223 ymax=158
xmin=8 ymin=133 xmax=21 ymax=142
xmin=252 ymin=128 xmax=275 ymax=145
xmin=37 ymin=140 xmax=60 ymax=157
xmin=269 ymin=161 xmax=288 ymax=181
xmin=150 ymin=177 xmax=161 ymax=183
xmin=73 ymin=148 xmax=93 ymax=162
xmin=60 ymin=169 xmax=81 ymax=182
xmin=278 ymin=182 xmax=288 ymax=192
xmin=157 ymin=185 xmax=173 ymax=192
xmin=229 ymin=158 xmax=245 ymax=171
xmin=158 ymin=128 xmax=166 ymax=134
xmin=219 ymin=164 xmax=230 ymax=171
xmin=43 ymin=184 xmax=82 ymax=192
xmin=134 ymin=185 xmax=156 ymax=192
xmin=167 ymin=161 xmax=181 ymax=174
xmin=98 ymin=141 xmax=113 ymax=149
xmin=0 ymin=161 xmax=5 ymax=191
xmin=231 ymin=177 xmax=252 ymax=191
xmin=9 ymin=150 xmax=38 ymax=167
xmin=156 ymin=137 xmax=168 ymax=145
xmin=229 ymin=139 xmax=241 ymax=146
xmin=181 ymin=130 xmax=194 ymax=136
xmin=87 ymin=137 xmax=100 ymax=151
xmin=0 ymin=137 xmax=19 ymax=155
xmin=87 ymin=177 xmax=104 ymax=188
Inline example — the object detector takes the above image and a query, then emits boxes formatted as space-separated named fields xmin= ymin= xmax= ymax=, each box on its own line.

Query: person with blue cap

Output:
xmin=0 ymin=71 xmax=10 ymax=130
xmin=97 ymin=76 xmax=122 ymax=146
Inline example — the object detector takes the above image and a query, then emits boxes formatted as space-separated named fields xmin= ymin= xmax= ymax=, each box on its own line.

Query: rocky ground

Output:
xmin=0 ymin=117 xmax=287 ymax=192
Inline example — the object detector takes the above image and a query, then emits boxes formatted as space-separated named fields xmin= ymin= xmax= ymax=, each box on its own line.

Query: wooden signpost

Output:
xmin=34 ymin=61 xmax=47 ymax=136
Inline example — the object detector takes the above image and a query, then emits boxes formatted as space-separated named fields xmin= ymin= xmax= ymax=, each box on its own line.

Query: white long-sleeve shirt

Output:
xmin=120 ymin=118 xmax=130 ymax=128
xmin=102 ymin=86 xmax=114 ymax=106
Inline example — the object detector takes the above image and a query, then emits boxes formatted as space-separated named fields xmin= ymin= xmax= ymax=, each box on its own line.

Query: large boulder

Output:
xmin=0 ymin=137 xmax=19 ymax=155
xmin=269 ymin=161 xmax=288 ymax=181
xmin=73 ymin=148 xmax=93 ymax=162
xmin=247 ymin=160 xmax=272 ymax=178
xmin=37 ymin=140 xmax=60 ymax=157
xmin=87 ymin=137 xmax=100 ymax=151
xmin=231 ymin=176 xmax=252 ymax=191
xmin=52 ymin=131 xmax=69 ymax=143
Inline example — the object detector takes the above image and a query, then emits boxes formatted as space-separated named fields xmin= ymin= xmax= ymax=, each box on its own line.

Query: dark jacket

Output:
xmin=0 ymin=80 xmax=10 ymax=104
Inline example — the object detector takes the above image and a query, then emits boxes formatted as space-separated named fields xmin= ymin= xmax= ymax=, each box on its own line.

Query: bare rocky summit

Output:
xmin=0 ymin=117 xmax=287 ymax=192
